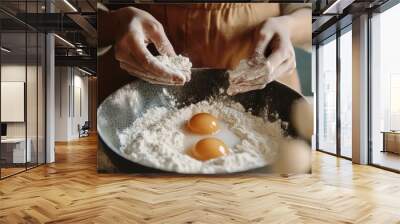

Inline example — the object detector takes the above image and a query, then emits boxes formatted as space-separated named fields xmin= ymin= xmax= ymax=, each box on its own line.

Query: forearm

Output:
xmin=279 ymin=8 xmax=312 ymax=47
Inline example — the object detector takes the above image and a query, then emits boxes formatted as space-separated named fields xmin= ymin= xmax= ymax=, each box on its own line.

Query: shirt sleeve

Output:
xmin=280 ymin=3 xmax=311 ymax=15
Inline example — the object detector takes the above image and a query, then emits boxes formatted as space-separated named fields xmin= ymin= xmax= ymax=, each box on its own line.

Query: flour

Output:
xmin=117 ymin=98 xmax=287 ymax=174
xmin=227 ymin=57 xmax=271 ymax=95
xmin=156 ymin=54 xmax=192 ymax=77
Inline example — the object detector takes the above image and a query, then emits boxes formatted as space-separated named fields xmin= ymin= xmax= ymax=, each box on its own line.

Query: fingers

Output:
xmin=113 ymin=8 xmax=189 ymax=86
xmin=269 ymin=55 xmax=296 ymax=80
xmin=126 ymin=34 xmax=186 ymax=82
xmin=228 ymin=19 xmax=296 ymax=95
xmin=180 ymin=69 xmax=191 ymax=83
xmin=230 ymin=61 xmax=269 ymax=84
xmin=253 ymin=26 xmax=275 ymax=60
xmin=148 ymin=24 xmax=176 ymax=57
xmin=116 ymin=47 xmax=184 ymax=85
xmin=227 ymin=53 xmax=296 ymax=95
xmin=264 ymin=42 xmax=292 ymax=76
xmin=243 ymin=55 xmax=295 ymax=85
xmin=228 ymin=73 xmax=268 ymax=95
xmin=232 ymin=56 xmax=295 ymax=86
xmin=119 ymin=62 xmax=161 ymax=85
xmin=266 ymin=38 xmax=294 ymax=74
xmin=115 ymin=34 xmax=187 ymax=85
xmin=120 ymin=61 xmax=183 ymax=85
xmin=120 ymin=62 xmax=183 ymax=85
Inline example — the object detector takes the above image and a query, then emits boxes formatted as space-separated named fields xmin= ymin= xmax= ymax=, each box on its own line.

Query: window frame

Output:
xmin=0 ymin=1 xmax=48 ymax=180
xmin=367 ymin=1 xmax=400 ymax=173
xmin=315 ymin=24 xmax=353 ymax=160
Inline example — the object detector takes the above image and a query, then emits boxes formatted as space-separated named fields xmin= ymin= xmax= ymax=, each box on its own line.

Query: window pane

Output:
xmin=38 ymin=32 xmax=45 ymax=165
xmin=1 ymin=31 xmax=28 ymax=177
xmin=340 ymin=29 xmax=352 ymax=158
xmin=27 ymin=31 xmax=38 ymax=169
xmin=318 ymin=37 xmax=337 ymax=154
xmin=371 ymin=3 xmax=400 ymax=171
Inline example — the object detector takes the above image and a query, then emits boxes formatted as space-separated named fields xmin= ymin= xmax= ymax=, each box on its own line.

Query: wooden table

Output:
xmin=381 ymin=131 xmax=400 ymax=154
xmin=1 ymin=138 xmax=31 ymax=164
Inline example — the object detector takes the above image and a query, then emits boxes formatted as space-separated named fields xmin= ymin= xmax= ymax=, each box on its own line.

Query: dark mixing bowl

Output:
xmin=97 ymin=68 xmax=308 ymax=174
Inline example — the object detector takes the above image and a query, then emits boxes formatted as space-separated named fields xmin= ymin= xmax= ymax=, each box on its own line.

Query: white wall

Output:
xmin=1 ymin=63 xmax=46 ymax=164
xmin=1 ymin=65 xmax=38 ymax=138
xmin=55 ymin=66 xmax=69 ymax=141
xmin=72 ymin=73 xmax=89 ymax=138
xmin=1 ymin=65 xmax=26 ymax=138
xmin=1 ymin=82 xmax=25 ymax=122
xmin=54 ymin=67 xmax=89 ymax=141
xmin=1 ymin=65 xmax=26 ymax=140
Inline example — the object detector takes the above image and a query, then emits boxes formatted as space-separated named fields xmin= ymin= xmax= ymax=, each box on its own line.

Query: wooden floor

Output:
xmin=1 ymin=163 xmax=44 ymax=178
xmin=1 ymin=135 xmax=400 ymax=224
xmin=1 ymin=167 xmax=26 ymax=178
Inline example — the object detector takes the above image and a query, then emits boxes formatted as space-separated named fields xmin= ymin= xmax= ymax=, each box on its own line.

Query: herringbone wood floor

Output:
xmin=1 ymin=135 xmax=400 ymax=224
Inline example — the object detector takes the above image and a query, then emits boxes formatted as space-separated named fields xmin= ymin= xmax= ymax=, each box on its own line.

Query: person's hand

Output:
xmin=113 ymin=7 xmax=190 ymax=85
xmin=228 ymin=16 xmax=296 ymax=95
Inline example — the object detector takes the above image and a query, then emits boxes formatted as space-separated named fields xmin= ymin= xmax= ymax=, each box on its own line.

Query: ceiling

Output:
xmin=1 ymin=32 xmax=44 ymax=57
xmin=0 ymin=0 xmax=96 ymax=14
xmin=0 ymin=0 xmax=96 ymax=73
xmin=312 ymin=0 xmax=391 ymax=44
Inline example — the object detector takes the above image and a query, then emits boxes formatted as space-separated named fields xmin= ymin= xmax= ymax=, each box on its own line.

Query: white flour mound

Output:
xmin=156 ymin=54 xmax=192 ymax=76
xmin=118 ymin=99 xmax=286 ymax=174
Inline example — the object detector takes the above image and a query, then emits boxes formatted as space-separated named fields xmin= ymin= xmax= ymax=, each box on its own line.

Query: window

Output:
xmin=390 ymin=75 xmax=400 ymax=130
xmin=0 ymin=1 xmax=47 ymax=179
xmin=317 ymin=36 xmax=337 ymax=154
xmin=339 ymin=28 xmax=352 ymax=158
xmin=370 ymin=3 xmax=400 ymax=171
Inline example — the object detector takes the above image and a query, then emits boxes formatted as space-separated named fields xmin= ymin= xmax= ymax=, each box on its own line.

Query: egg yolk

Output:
xmin=187 ymin=113 xmax=219 ymax=135
xmin=191 ymin=137 xmax=229 ymax=161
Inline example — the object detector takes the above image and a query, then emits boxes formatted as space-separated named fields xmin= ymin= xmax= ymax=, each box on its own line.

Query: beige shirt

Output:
xmin=139 ymin=3 xmax=310 ymax=69
xmin=98 ymin=3 xmax=310 ymax=92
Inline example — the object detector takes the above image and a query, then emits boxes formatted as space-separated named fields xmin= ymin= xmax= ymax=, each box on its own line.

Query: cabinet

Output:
xmin=382 ymin=131 xmax=400 ymax=154
xmin=0 ymin=138 xmax=31 ymax=165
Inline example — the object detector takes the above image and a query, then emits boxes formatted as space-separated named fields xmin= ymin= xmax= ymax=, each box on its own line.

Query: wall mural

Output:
xmin=96 ymin=2 xmax=313 ymax=175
